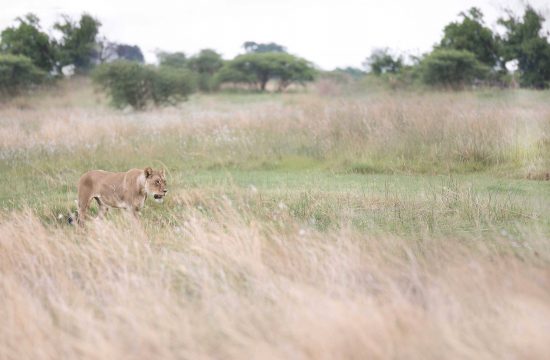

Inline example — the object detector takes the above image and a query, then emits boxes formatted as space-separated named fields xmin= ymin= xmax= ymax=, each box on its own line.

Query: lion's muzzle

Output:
xmin=153 ymin=190 xmax=167 ymax=203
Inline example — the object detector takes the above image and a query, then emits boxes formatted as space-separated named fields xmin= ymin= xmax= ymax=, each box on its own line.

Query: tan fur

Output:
xmin=76 ymin=167 xmax=167 ymax=225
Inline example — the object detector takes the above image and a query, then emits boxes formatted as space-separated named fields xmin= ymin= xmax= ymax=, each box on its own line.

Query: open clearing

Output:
xmin=1 ymin=79 xmax=549 ymax=359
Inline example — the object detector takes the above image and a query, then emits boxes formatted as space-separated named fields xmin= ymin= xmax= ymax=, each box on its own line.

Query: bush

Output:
xmin=419 ymin=49 xmax=488 ymax=89
xmin=0 ymin=54 xmax=45 ymax=96
xmin=194 ymin=73 xmax=218 ymax=92
xmin=151 ymin=66 xmax=196 ymax=105
xmin=92 ymin=61 xmax=196 ymax=109
xmin=92 ymin=60 xmax=153 ymax=109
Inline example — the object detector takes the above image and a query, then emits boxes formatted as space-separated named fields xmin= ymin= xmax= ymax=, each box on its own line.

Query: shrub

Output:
xmin=151 ymin=66 xmax=196 ymax=105
xmin=194 ymin=73 xmax=218 ymax=92
xmin=0 ymin=54 xmax=45 ymax=96
xmin=419 ymin=49 xmax=488 ymax=89
xmin=92 ymin=61 xmax=196 ymax=110
xmin=92 ymin=60 xmax=153 ymax=109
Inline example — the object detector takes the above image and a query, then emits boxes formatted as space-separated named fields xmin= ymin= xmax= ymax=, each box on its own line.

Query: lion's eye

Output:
xmin=156 ymin=180 xmax=160 ymax=185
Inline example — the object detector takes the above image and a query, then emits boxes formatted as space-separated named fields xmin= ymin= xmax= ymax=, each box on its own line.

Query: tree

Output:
xmin=0 ymin=14 xmax=56 ymax=72
xmin=243 ymin=41 xmax=286 ymax=53
xmin=0 ymin=54 xmax=46 ymax=96
xmin=438 ymin=7 xmax=499 ymax=68
xmin=115 ymin=44 xmax=144 ymax=63
xmin=188 ymin=49 xmax=223 ymax=75
xmin=95 ymin=37 xmax=117 ymax=63
xmin=273 ymin=55 xmax=316 ymax=91
xmin=498 ymin=6 xmax=550 ymax=88
xmin=419 ymin=49 xmax=488 ymax=89
xmin=215 ymin=65 xmax=256 ymax=88
xmin=218 ymin=52 xmax=315 ymax=91
xmin=96 ymin=38 xmax=145 ymax=64
xmin=188 ymin=49 xmax=224 ymax=92
xmin=364 ymin=48 xmax=403 ymax=75
xmin=157 ymin=51 xmax=187 ymax=68
xmin=54 ymin=14 xmax=101 ymax=72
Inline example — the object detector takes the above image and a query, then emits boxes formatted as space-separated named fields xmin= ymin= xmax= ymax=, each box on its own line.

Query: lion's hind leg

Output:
xmin=77 ymin=188 xmax=94 ymax=226
xmin=96 ymin=197 xmax=109 ymax=218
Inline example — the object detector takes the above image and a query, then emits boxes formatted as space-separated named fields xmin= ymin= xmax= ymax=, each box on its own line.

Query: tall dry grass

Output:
xmin=1 ymin=86 xmax=549 ymax=175
xmin=1 ymin=197 xmax=549 ymax=359
xmin=2 ymin=82 xmax=550 ymax=359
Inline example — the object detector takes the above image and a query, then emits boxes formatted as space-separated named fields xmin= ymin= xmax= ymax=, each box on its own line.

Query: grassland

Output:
xmin=1 ymin=78 xmax=549 ymax=359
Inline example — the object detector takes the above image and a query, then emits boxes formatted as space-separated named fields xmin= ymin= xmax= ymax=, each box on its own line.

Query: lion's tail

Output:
xmin=67 ymin=213 xmax=77 ymax=225
xmin=67 ymin=200 xmax=79 ymax=225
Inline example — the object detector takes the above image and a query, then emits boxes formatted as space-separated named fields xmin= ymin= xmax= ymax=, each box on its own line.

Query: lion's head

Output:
xmin=144 ymin=167 xmax=168 ymax=203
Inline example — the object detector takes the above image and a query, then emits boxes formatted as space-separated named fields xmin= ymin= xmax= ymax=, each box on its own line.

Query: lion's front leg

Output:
xmin=96 ymin=197 xmax=110 ymax=219
xmin=131 ymin=205 xmax=142 ymax=219
xmin=130 ymin=196 xmax=146 ymax=219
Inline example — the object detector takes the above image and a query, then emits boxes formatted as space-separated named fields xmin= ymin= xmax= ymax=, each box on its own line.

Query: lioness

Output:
xmin=73 ymin=167 xmax=168 ymax=225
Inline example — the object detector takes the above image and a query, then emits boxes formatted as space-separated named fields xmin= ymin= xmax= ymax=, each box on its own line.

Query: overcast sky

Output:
xmin=1 ymin=0 xmax=549 ymax=69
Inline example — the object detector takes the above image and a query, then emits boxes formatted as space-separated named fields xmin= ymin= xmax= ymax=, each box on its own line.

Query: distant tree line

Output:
xmin=3 ymin=4 xmax=546 ymax=105
xmin=362 ymin=5 xmax=550 ymax=89
xmin=93 ymin=42 xmax=315 ymax=109
xmin=0 ymin=12 xmax=144 ymax=96
xmin=0 ymin=12 xmax=317 ymax=108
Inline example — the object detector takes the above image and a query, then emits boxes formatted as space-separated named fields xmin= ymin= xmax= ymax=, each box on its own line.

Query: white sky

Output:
xmin=1 ymin=0 xmax=549 ymax=70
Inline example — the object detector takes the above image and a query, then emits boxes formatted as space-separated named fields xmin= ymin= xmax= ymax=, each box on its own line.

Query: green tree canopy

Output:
xmin=217 ymin=52 xmax=315 ymax=91
xmin=438 ymin=7 xmax=499 ymax=68
xmin=54 ymin=14 xmax=101 ymax=72
xmin=364 ymin=48 xmax=403 ymax=75
xmin=188 ymin=49 xmax=223 ymax=75
xmin=215 ymin=65 xmax=256 ymax=87
xmin=188 ymin=49 xmax=224 ymax=92
xmin=419 ymin=49 xmax=488 ymax=89
xmin=115 ymin=44 xmax=144 ymax=63
xmin=157 ymin=51 xmax=187 ymax=68
xmin=0 ymin=14 xmax=56 ymax=72
xmin=498 ymin=6 xmax=550 ymax=88
xmin=96 ymin=38 xmax=144 ymax=63
xmin=243 ymin=41 xmax=286 ymax=53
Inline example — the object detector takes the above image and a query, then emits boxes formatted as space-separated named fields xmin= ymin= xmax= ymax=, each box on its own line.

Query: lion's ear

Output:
xmin=144 ymin=167 xmax=153 ymax=178
xmin=160 ymin=168 xmax=165 ymax=177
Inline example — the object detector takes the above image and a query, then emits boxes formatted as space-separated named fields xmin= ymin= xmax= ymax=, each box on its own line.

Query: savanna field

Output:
xmin=1 ymin=78 xmax=550 ymax=359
